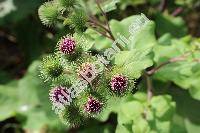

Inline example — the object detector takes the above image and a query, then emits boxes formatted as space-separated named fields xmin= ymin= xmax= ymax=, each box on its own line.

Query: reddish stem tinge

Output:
xmin=147 ymin=52 xmax=191 ymax=75
xmin=172 ymin=7 xmax=183 ymax=16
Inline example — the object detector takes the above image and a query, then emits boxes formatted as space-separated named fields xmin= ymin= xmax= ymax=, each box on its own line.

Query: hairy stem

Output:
xmin=87 ymin=1 xmax=124 ymax=50
xmin=147 ymin=51 xmax=193 ymax=75
xmin=89 ymin=16 xmax=110 ymax=33
xmin=88 ymin=22 xmax=114 ymax=40
xmin=88 ymin=16 xmax=115 ymax=41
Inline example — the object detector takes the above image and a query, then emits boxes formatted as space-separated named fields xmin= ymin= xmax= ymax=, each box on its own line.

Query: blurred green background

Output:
xmin=0 ymin=0 xmax=200 ymax=133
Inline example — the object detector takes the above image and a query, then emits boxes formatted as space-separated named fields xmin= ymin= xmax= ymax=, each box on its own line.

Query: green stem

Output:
xmin=144 ymin=73 xmax=153 ymax=101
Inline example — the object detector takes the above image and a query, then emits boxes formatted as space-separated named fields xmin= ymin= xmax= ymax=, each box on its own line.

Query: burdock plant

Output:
xmin=39 ymin=55 xmax=65 ymax=82
xmin=38 ymin=1 xmax=60 ymax=27
xmin=38 ymin=0 xmax=136 ymax=127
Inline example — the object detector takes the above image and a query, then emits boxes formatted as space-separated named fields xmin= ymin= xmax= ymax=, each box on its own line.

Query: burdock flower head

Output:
xmin=57 ymin=35 xmax=83 ymax=61
xmin=40 ymin=54 xmax=65 ymax=82
xmin=84 ymin=96 xmax=103 ymax=114
xmin=77 ymin=62 xmax=97 ymax=80
xmin=57 ymin=35 xmax=76 ymax=55
xmin=38 ymin=1 xmax=59 ymax=27
xmin=110 ymin=74 xmax=128 ymax=95
xmin=49 ymin=86 xmax=71 ymax=107
xmin=69 ymin=9 xmax=88 ymax=32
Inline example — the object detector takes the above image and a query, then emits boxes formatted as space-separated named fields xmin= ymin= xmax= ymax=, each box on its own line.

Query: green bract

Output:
xmin=57 ymin=0 xmax=76 ymax=8
xmin=69 ymin=10 xmax=88 ymax=32
xmin=40 ymin=55 xmax=65 ymax=82
xmin=38 ymin=1 xmax=59 ymax=26
xmin=59 ymin=104 xmax=85 ymax=127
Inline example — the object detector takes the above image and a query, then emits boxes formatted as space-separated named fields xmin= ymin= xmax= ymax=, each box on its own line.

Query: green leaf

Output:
xmin=154 ymin=12 xmax=187 ymax=38
xmin=97 ymin=92 xmax=147 ymax=122
xmin=0 ymin=70 xmax=12 ymax=84
xmin=80 ymin=0 xmax=119 ymax=15
xmin=0 ymin=61 xmax=66 ymax=132
xmin=119 ymin=0 xmax=146 ymax=10
xmin=132 ymin=117 xmax=150 ymax=133
xmin=114 ymin=49 xmax=154 ymax=78
xmin=150 ymin=95 xmax=176 ymax=120
xmin=85 ymin=28 xmax=113 ymax=52
xmin=171 ymin=114 xmax=187 ymax=133
xmin=0 ymin=85 xmax=18 ymax=121
xmin=17 ymin=61 xmax=66 ymax=131
xmin=116 ymin=124 xmax=132 ymax=133
xmin=78 ymin=124 xmax=114 ymax=133
xmin=120 ymin=101 xmax=144 ymax=122
xmin=153 ymin=35 xmax=200 ymax=100
xmin=155 ymin=120 xmax=171 ymax=133
xmin=110 ymin=14 xmax=156 ymax=50
xmin=101 ymin=0 xmax=120 ymax=12
xmin=151 ymin=82 xmax=200 ymax=132
xmin=86 ymin=15 xmax=156 ymax=79
xmin=101 ymin=14 xmax=156 ymax=78
xmin=185 ymin=118 xmax=200 ymax=133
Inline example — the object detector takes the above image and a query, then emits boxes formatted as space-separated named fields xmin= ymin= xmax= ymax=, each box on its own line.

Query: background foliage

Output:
xmin=0 ymin=0 xmax=200 ymax=133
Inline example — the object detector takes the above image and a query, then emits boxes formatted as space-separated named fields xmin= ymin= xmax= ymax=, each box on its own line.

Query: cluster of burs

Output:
xmin=38 ymin=0 xmax=136 ymax=126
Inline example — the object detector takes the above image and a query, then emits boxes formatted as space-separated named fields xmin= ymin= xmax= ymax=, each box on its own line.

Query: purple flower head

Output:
xmin=49 ymin=86 xmax=70 ymax=106
xmin=110 ymin=74 xmax=128 ymax=94
xmin=59 ymin=36 xmax=76 ymax=54
xmin=78 ymin=62 xmax=96 ymax=79
xmin=84 ymin=96 xmax=103 ymax=114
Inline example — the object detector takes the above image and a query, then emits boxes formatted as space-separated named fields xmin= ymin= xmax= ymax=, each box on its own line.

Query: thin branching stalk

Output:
xmin=159 ymin=0 xmax=167 ymax=12
xmin=172 ymin=7 xmax=183 ymax=16
xmin=146 ymin=51 xmax=200 ymax=75
xmin=95 ymin=0 xmax=115 ymax=41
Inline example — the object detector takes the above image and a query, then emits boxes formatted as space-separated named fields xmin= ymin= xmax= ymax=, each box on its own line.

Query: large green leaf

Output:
xmin=150 ymin=95 xmax=176 ymax=121
xmin=97 ymin=92 xmax=147 ymax=122
xmin=110 ymin=15 xmax=156 ymax=50
xmin=117 ymin=100 xmax=144 ymax=125
xmin=115 ymin=93 xmax=176 ymax=133
xmin=110 ymin=15 xmax=156 ymax=78
xmin=153 ymin=81 xmax=200 ymax=133
xmin=114 ymin=48 xmax=154 ymax=78
xmin=153 ymin=35 xmax=200 ymax=100
xmin=116 ymin=124 xmax=132 ymax=133
xmin=86 ymin=15 xmax=156 ymax=78
xmin=85 ymin=28 xmax=113 ymax=52
xmin=132 ymin=117 xmax=150 ymax=133
xmin=18 ymin=61 xmax=66 ymax=131
xmin=0 ymin=84 xmax=18 ymax=121
xmin=88 ymin=14 xmax=156 ymax=52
